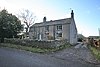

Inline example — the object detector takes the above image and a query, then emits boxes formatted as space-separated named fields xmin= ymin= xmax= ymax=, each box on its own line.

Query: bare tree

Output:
xmin=18 ymin=9 xmax=36 ymax=33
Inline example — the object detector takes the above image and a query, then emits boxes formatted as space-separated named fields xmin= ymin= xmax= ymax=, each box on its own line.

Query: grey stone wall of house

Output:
xmin=69 ymin=19 xmax=77 ymax=44
xmin=62 ymin=23 xmax=70 ymax=41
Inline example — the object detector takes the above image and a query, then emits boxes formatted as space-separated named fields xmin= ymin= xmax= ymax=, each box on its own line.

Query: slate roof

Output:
xmin=31 ymin=18 xmax=72 ymax=27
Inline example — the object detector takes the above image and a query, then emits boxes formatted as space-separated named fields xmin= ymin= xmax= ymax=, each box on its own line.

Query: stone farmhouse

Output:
xmin=29 ymin=10 xmax=77 ymax=44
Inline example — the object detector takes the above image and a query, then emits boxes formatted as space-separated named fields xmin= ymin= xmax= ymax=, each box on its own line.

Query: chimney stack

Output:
xmin=71 ymin=10 xmax=74 ymax=18
xmin=43 ymin=16 xmax=46 ymax=22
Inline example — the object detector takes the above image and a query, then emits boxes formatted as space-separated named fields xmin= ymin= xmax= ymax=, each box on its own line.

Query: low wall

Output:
xmin=4 ymin=38 xmax=68 ymax=49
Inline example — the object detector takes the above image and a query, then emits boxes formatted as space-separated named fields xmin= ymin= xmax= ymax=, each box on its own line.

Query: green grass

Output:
xmin=89 ymin=46 xmax=100 ymax=60
xmin=0 ymin=43 xmax=70 ymax=53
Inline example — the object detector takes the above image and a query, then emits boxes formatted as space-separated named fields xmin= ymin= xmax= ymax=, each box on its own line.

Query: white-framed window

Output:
xmin=57 ymin=33 xmax=62 ymax=37
xmin=57 ymin=25 xmax=62 ymax=30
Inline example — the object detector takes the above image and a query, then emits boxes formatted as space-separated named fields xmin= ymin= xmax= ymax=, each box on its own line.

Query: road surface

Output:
xmin=0 ymin=47 xmax=98 ymax=67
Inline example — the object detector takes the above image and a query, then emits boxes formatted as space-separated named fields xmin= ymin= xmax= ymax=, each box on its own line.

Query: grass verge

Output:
xmin=89 ymin=45 xmax=100 ymax=60
xmin=0 ymin=43 xmax=70 ymax=53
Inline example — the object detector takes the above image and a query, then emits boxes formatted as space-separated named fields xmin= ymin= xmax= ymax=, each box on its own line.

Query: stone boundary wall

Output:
xmin=4 ymin=38 xmax=68 ymax=49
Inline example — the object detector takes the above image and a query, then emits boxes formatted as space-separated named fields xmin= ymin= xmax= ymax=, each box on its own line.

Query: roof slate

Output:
xmin=31 ymin=18 xmax=72 ymax=27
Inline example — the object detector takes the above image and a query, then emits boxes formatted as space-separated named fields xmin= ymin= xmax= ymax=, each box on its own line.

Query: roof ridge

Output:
xmin=39 ymin=18 xmax=71 ymax=23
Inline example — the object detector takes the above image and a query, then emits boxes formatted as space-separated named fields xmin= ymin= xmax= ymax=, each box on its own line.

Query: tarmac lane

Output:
xmin=0 ymin=47 xmax=97 ymax=67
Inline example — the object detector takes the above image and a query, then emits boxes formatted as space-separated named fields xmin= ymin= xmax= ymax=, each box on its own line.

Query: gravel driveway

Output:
xmin=48 ymin=44 xmax=100 ymax=67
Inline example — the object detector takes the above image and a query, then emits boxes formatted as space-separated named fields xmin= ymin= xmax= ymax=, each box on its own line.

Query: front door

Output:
xmin=39 ymin=34 xmax=42 ymax=41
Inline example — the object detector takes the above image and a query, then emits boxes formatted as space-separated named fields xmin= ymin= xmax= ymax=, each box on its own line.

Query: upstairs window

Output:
xmin=45 ymin=25 xmax=49 ymax=31
xmin=57 ymin=25 xmax=62 ymax=30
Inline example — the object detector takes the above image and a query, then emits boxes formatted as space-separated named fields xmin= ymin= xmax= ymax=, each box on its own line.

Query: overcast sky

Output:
xmin=0 ymin=0 xmax=100 ymax=37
